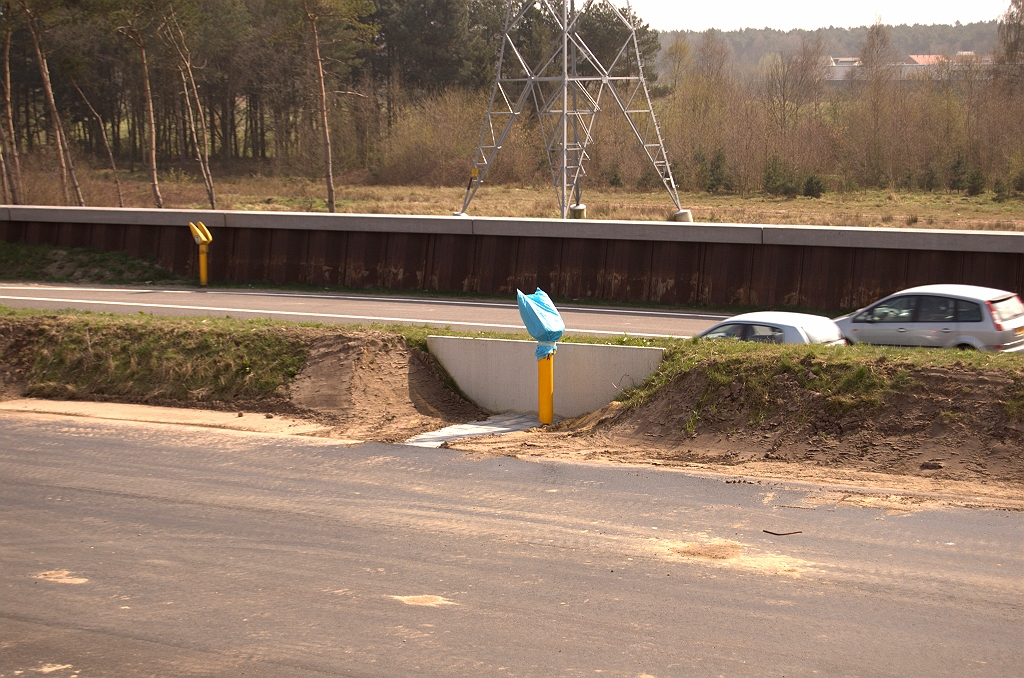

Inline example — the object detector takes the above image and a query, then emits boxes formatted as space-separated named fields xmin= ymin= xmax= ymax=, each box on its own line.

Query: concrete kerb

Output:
xmin=427 ymin=336 xmax=664 ymax=419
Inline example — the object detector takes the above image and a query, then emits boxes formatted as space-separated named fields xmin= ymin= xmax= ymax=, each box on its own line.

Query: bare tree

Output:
xmin=112 ymin=2 xmax=165 ymax=208
xmin=163 ymin=11 xmax=215 ymax=209
xmin=664 ymin=34 xmax=689 ymax=90
xmin=854 ymin=20 xmax=900 ymax=185
xmin=302 ymin=0 xmax=336 ymax=212
xmin=793 ymin=32 xmax=830 ymax=113
xmin=71 ymin=78 xmax=124 ymax=207
xmin=998 ymin=0 xmax=1024 ymax=86
xmin=1 ymin=2 xmax=21 ymax=203
xmin=21 ymin=0 xmax=85 ymax=206
xmin=759 ymin=52 xmax=797 ymax=146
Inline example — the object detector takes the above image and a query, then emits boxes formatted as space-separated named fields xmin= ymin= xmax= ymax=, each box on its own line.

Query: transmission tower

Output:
xmin=458 ymin=0 xmax=688 ymax=220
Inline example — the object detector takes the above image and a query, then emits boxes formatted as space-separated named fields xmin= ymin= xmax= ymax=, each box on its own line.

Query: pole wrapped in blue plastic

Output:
xmin=517 ymin=288 xmax=565 ymax=359
xmin=518 ymin=288 xmax=564 ymax=425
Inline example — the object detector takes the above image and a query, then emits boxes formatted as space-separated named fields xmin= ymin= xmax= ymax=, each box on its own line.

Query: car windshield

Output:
xmin=703 ymin=324 xmax=745 ymax=339
xmin=990 ymin=295 xmax=1024 ymax=322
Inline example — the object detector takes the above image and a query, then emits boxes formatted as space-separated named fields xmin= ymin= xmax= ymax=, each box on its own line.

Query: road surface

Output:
xmin=2 ymin=410 xmax=1021 ymax=677
xmin=0 ymin=283 xmax=724 ymax=337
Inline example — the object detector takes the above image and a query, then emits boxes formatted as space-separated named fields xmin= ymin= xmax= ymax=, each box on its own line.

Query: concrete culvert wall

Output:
xmin=427 ymin=336 xmax=664 ymax=418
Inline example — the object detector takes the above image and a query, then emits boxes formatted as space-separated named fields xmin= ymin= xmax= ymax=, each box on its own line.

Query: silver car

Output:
xmin=697 ymin=311 xmax=846 ymax=345
xmin=834 ymin=284 xmax=1024 ymax=351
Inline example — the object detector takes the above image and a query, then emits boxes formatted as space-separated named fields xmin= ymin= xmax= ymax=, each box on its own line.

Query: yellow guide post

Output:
xmin=188 ymin=221 xmax=213 ymax=287
xmin=538 ymin=353 xmax=554 ymax=425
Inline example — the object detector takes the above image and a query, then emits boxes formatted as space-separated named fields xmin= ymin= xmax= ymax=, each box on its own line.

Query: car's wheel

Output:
xmin=955 ymin=343 xmax=977 ymax=351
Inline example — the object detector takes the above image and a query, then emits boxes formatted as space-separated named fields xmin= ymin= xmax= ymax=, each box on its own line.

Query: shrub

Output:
xmin=636 ymin=167 xmax=662 ymax=190
xmin=803 ymin=174 xmax=826 ymax=198
xmin=762 ymin=157 xmax=799 ymax=197
xmin=948 ymin=157 xmax=966 ymax=193
xmin=917 ymin=166 xmax=939 ymax=191
xmin=706 ymin=149 xmax=730 ymax=193
xmin=694 ymin=150 xmax=729 ymax=193
xmin=993 ymin=178 xmax=1011 ymax=203
xmin=966 ymin=168 xmax=986 ymax=196
xmin=1012 ymin=170 xmax=1024 ymax=193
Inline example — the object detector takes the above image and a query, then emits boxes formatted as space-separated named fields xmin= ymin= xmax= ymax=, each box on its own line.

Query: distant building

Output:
xmin=828 ymin=52 xmax=994 ymax=81
xmin=905 ymin=55 xmax=945 ymax=65
xmin=829 ymin=56 xmax=860 ymax=81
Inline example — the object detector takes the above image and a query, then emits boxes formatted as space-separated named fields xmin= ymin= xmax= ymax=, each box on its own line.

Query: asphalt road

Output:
xmin=0 ymin=284 xmax=725 ymax=337
xmin=2 ymin=410 xmax=1021 ymax=677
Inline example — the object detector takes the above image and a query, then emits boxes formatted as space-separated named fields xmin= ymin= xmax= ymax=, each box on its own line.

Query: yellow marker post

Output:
xmin=538 ymin=353 xmax=554 ymax=425
xmin=188 ymin=221 xmax=213 ymax=286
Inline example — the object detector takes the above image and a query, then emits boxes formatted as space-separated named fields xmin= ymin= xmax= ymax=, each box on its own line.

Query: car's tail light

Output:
xmin=986 ymin=301 xmax=1004 ymax=331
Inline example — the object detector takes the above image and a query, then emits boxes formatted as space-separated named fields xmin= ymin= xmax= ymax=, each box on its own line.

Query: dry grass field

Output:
xmin=16 ymin=164 xmax=1024 ymax=231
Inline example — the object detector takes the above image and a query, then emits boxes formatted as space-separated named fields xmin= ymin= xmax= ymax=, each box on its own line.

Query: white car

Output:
xmin=834 ymin=284 xmax=1024 ymax=352
xmin=697 ymin=311 xmax=846 ymax=345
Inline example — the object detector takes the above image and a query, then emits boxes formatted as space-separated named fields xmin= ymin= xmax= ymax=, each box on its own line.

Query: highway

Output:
xmin=0 ymin=283 xmax=724 ymax=337
xmin=2 ymin=410 xmax=1021 ymax=677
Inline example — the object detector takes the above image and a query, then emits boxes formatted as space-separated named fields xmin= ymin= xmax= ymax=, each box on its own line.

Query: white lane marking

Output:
xmin=0 ymin=284 xmax=727 ymax=320
xmin=0 ymin=295 xmax=689 ymax=338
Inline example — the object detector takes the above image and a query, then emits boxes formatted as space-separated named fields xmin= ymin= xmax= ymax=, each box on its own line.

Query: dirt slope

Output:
xmin=450 ymin=361 xmax=1024 ymax=492
xmin=288 ymin=332 xmax=483 ymax=441
xmin=0 ymin=318 xmax=483 ymax=442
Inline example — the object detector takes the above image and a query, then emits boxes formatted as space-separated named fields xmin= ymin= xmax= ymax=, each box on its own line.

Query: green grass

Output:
xmin=616 ymin=337 xmax=1024 ymax=427
xmin=0 ymin=240 xmax=180 ymax=285
xmin=1 ymin=309 xmax=306 ymax=403
xmin=3 ymin=306 xmax=1022 ymax=423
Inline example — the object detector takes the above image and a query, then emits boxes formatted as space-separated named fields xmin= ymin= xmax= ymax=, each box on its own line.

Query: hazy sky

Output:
xmin=628 ymin=0 xmax=1010 ymax=32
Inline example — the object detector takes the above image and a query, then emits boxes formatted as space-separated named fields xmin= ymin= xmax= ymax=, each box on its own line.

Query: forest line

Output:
xmin=2 ymin=0 xmax=1023 ymax=212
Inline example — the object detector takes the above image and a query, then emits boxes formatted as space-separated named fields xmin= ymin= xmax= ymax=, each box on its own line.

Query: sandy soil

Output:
xmin=448 ymin=362 xmax=1024 ymax=506
xmin=287 ymin=331 xmax=484 ymax=441
xmin=0 ymin=325 xmax=484 ymax=443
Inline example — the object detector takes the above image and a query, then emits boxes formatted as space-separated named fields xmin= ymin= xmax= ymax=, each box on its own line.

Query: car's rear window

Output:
xmin=990 ymin=295 xmax=1024 ymax=322
xmin=747 ymin=324 xmax=784 ymax=343
xmin=956 ymin=299 xmax=983 ymax=323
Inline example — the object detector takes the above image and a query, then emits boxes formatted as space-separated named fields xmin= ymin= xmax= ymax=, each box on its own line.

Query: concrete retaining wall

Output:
xmin=427 ymin=336 xmax=664 ymax=418
xmin=2 ymin=206 xmax=1022 ymax=311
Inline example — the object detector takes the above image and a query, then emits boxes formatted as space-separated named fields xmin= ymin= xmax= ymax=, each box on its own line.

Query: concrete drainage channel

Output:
xmin=405 ymin=337 xmax=665 ymax=448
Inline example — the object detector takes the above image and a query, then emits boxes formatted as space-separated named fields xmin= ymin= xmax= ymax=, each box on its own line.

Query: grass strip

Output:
xmin=0 ymin=240 xmax=180 ymax=285
xmin=1 ymin=308 xmax=305 ymax=403
xmin=2 ymin=306 xmax=1022 ymax=423
xmin=617 ymin=338 xmax=1024 ymax=426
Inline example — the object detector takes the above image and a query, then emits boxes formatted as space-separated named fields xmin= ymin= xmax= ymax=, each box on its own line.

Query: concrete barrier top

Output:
xmin=470 ymin=216 xmax=764 ymax=244
xmin=762 ymin=223 xmax=1024 ymax=254
xmin=3 ymin=205 xmax=1021 ymax=254
xmin=8 ymin=205 xmax=228 ymax=228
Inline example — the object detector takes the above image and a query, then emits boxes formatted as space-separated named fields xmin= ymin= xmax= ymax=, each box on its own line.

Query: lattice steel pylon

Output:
xmin=458 ymin=0 xmax=685 ymax=220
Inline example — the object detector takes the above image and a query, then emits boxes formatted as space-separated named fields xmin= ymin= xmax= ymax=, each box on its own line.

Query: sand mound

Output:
xmin=289 ymin=332 xmax=483 ymax=441
xmin=451 ymin=361 xmax=1024 ymax=489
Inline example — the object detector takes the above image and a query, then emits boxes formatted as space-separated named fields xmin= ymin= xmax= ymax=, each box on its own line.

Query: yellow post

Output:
xmin=198 ymin=242 xmax=209 ymax=286
xmin=188 ymin=221 xmax=213 ymax=287
xmin=538 ymin=354 xmax=554 ymax=425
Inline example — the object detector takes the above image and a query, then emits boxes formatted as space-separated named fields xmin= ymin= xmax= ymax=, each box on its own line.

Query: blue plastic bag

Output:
xmin=517 ymin=288 xmax=565 ymax=360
